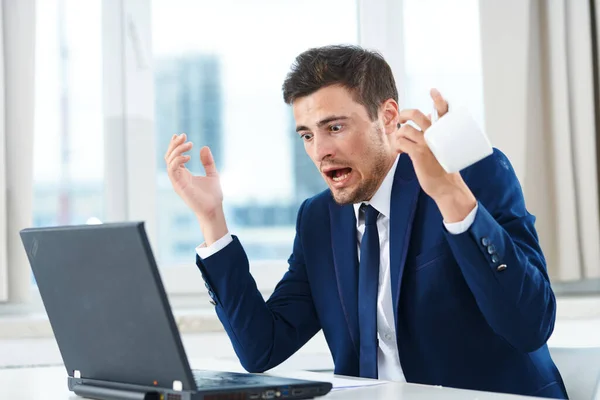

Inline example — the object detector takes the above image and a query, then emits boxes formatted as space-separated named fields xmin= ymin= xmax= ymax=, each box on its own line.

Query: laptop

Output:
xmin=20 ymin=222 xmax=332 ymax=400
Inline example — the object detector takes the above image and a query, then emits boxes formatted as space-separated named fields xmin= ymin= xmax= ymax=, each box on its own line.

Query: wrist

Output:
xmin=433 ymin=184 xmax=477 ymax=224
xmin=196 ymin=206 xmax=228 ymax=246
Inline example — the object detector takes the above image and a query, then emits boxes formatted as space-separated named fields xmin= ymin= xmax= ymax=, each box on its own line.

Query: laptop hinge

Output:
xmin=72 ymin=383 xmax=160 ymax=400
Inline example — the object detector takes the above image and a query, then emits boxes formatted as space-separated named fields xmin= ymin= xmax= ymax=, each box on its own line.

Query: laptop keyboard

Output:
xmin=192 ymin=370 xmax=263 ymax=388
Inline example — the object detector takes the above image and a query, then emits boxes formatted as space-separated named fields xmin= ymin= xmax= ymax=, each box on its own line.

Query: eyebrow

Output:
xmin=296 ymin=115 xmax=349 ymax=132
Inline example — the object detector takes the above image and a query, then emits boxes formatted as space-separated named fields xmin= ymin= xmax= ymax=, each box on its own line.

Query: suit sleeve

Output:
xmin=444 ymin=148 xmax=557 ymax=353
xmin=196 ymin=200 xmax=321 ymax=372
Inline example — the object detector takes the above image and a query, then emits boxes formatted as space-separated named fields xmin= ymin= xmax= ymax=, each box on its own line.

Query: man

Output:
xmin=165 ymin=45 xmax=567 ymax=399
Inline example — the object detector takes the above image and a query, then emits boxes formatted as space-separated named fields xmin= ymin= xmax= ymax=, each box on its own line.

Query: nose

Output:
xmin=312 ymin=134 xmax=335 ymax=163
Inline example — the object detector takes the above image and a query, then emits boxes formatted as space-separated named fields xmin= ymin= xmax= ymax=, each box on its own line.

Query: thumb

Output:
xmin=430 ymin=88 xmax=449 ymax=117
xmin=200 ymin=146 xmax=218 ymax=177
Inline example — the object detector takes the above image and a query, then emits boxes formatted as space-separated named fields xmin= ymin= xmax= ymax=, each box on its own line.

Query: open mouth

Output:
xmin=324 ymin=167 xmax=353 ymax=186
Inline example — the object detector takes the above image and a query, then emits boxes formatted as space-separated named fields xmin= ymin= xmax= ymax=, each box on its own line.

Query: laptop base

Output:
xmin=68 ymin=376 xmax=329 ymax=400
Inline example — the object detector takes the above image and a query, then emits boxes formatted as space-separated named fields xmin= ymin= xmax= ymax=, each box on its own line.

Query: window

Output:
xmin=32 ymin=0 xmax=104 ymax=232
xmin=2 ymin=0 xmax=492 ymax=304
xmin=152 ymin=0 xmax=358 ymax=266
xmin=401 ymin=0 xmax=485 ymax=127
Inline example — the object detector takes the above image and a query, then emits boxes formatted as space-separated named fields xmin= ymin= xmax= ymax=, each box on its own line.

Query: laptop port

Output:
xmin=262 ymin=390 xmax=276 ymax=399
xmin=291 ymin=389 xmax=303 ymax=396
xmin=248 ymin=394 xmax=260 ymax=400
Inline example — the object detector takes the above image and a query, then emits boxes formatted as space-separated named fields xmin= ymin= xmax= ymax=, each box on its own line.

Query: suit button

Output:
xmin=481 ymin=237 xmax=490 ymax=246
xmin=208 ymin=290 xmax=217 ymax=306
xmin=491 ymin=254 xmax=499 ymax=263
xmin=487 ymin=244 xmax=496 ymax=254
xmin=497 ymin=264 xmax=507 ymax=272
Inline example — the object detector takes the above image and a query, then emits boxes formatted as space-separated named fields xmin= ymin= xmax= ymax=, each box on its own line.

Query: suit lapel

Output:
xmin=329 ymin=200 xmax=360 ymax=355
xmin=389 ymin=154 xmax=421 ymax=327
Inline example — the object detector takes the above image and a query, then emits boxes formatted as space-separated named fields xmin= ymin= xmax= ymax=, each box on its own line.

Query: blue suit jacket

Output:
xmin=197 ymin=149 xmax=568 ymax=399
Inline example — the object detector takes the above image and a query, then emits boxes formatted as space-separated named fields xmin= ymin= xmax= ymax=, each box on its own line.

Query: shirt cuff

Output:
xmin=195 ymin=232 xmax=233 ymax=259
xmin=443 ymin=204 xmax=478 ymax=235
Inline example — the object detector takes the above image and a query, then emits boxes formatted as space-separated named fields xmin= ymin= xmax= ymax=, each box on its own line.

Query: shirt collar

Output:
xmin=353 ymin=155 xmax=399 ymax=223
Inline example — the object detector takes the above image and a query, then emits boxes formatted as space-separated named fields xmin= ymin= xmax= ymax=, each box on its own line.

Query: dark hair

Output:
xmin=282 ymin=45 xmax=398 ymax=121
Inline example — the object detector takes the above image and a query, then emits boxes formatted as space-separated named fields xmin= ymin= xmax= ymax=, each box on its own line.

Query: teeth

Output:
xmin=332 ymin=172 xmax=350 ymax=182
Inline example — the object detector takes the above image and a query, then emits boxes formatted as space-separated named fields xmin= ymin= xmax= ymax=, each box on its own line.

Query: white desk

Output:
xmin=0 ymin=359 xmax=545 ymax=399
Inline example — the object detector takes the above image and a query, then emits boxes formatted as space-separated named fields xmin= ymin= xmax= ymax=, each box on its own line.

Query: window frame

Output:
xmin=2 ymin=0 xmax=36 ymax=304
xmin=0 ymin=2 xmax=7 ymax=302
xmin=102 ymin=0 xmax=158 ymax=247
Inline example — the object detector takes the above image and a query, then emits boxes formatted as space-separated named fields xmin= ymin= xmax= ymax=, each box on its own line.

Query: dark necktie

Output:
xmin=358 ymin=204 xmax=380 ymax=378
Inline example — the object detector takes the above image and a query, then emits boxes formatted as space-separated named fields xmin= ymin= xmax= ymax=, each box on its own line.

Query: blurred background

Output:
xmin=1 ymin=0 xmax=600 ymax=389
xmin=29 ymin=0 xmax=485 ymax=266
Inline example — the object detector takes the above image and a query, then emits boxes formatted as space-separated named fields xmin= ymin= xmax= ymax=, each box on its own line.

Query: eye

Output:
xmin=300 ymin=133 xmax=313 ymax=142
xmin=329 ymin=124 xmax=343 ymax=133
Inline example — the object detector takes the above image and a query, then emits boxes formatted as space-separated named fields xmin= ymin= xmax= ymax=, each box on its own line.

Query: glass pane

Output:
xmin=402 ymin=0 xmax=485 ymax=128
xmin=152 ymin=0 xmax=358 ymax=265
xmin=33 ymin=0 xmax=104 ymax=231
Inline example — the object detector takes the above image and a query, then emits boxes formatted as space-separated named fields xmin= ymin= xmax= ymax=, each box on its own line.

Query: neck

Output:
xmin=364 ymin=154 xmax=397 ymax=202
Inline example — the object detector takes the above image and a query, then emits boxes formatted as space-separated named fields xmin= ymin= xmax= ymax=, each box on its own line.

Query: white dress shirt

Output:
xmin=196 ymin=156 xmax=478 ymax=381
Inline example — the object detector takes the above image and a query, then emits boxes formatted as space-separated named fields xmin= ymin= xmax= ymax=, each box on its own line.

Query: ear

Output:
xmin=380 ymin=99 xmax=400 ymax=135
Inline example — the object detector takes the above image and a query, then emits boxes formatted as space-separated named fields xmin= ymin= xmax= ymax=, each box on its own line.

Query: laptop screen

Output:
xmin=20 ymin=222 xmax=196 ymax=391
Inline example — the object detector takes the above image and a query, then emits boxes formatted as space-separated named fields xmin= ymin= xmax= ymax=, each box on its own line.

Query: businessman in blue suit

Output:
xmin=164 ymin=45 xmax=567 ymax=398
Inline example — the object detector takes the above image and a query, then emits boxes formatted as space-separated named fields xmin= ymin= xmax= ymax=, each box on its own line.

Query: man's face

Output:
xmin=293 ymin=85 xmax=396 ymax=205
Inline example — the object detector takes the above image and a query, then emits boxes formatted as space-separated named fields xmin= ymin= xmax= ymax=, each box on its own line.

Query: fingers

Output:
xmin=398 ymin=109 xmax=431 ymax=131
xmin=395 ymin=124 xmax=430 ymax=159
xmin=395 ymin=136 xmax=420 ymax=156
xmin=165 ymin=133 xmax=193 ymax=176
xmin=165 ymin=135 xmax=219 ymax=178
xmin=166 ymin=141 xmax=193 ymax=168
xmin=430 ymin=88 xmax=449 ymax=118
xmin=165 ymin=133 xmax=186 ymax=160
xmin=168 ymin=155 xmax=191 ymax=172
xmin=398 ymin=124 xmax=424 ymax=145
xmin=200 ymin=146 xmax=218 ymax=177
